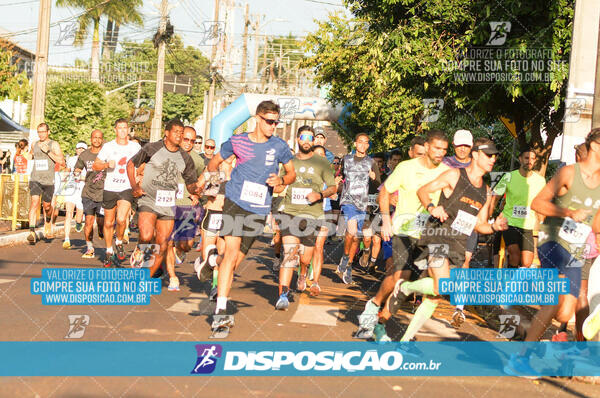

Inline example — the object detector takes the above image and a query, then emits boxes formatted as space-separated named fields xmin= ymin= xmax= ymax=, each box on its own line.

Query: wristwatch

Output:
xmin=426 ymin=203 xmax=435 ymax=212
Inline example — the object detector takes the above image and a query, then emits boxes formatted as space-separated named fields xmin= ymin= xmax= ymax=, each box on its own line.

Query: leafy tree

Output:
xmin=257 ymin=34 xmax=304 ymax=90
xmin=44 ymin=81 xmax=129 ymax=153
xmin=306 ymin=0 xmax=574 ymax=175
xmin=0 ymin=41 xmax=29 ymax=102
xmin=56 ymin=0 xmax=144 ymax=82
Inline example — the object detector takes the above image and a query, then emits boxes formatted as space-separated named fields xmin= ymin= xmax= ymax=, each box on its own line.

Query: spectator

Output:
xmin=13 ymin=139 xmax=31 ymax=175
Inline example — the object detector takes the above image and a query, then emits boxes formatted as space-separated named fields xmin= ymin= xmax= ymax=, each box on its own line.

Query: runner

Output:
xmin=274 ymin=126 xmax=336 ymax=309
xmin=203 ymin=100 xmax=295 ymax=335
xmin=490 ymin=147 xmax=546 ymax=268
xmin=128 ymin=119 xmax=200 ymax=279
xmin=355 ymin=130 xmax=449 ymax=339
xmin=61 ymin=141 xmax=87 ymax=249
xmin=337 ymin=133 xmax=381 ymax=284
xmin=27 ymin=123 xmax=65 ymax=244
xmin=381 ymin=137 xmax=507 ymax=343
xmin=314 ymin=128 xmax=335 ymax=162
xmin=506 ymin=129 xmax=600 ymax=376
xmin=408 ymin=137 xmax=426 ymax=160
xmin=75 ymin=129 xmax=106 ymax=258
xmin=164 ymin=126 xmax=205 ymax=291
xmin=93 ymin=119 xmax=141 ymax=267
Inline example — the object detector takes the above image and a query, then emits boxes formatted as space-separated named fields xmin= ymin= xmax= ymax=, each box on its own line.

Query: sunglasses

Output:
xmin=195 ymin=141 xmax=202 ymax=144
xmin=259 ymin=115 xmax=280 ymax=126
xmin=205 ymin=145 xmax=215 ymax=150
xmin=480 ymin=151 xmax=498 ymax=159
xmin=299 ymin=134 xmax=314 ymax=142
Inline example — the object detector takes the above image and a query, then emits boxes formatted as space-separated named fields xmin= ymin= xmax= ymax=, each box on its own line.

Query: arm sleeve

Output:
xmin=181 ymin=151 xmax=199 ymax=185
xmin=130 ymin=145 xmax=151 ymax=168
xmin=278 ymin=141 xmax=294 ymax=164
xmin=219 ymin=139 xmax=234 ymax=159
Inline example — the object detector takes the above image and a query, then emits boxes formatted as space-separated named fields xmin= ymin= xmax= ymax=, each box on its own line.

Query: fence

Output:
xmin=0 ymin=174 xmax=33 ymax=231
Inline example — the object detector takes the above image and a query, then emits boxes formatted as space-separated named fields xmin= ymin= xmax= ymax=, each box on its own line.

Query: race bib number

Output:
xmin=558 ymin=217 xmax=592 ymax=244
xmin=35 ymin=159 xmax=48 ymax=171
xmin=451 ymin=210 xmax=478 ymax=236
xmin=413 ymin=212 xmax=429 ymax=231
xmin=208 ymin=213 xmax=223 ymax=230
xmin=176 ymin=183 xmax=184 ymax=199
xmin=240 ymin=181 xmax=267 ymax=205
xmin=291 ymin=187 xmax=312 ymax=205
xmin=155 ymin=190 xmax=175 ymax=207
xmin=368 ymin=194 xmax=377 ymax=207
xmin=512 ymin=205 xmax=529 ymax=219
xmin=109 ymin=175 xmax=128 ymax=186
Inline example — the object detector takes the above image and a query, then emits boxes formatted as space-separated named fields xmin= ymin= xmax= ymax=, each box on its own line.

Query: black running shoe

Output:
xmin=115 ymin=243 xmax=126 ymax=261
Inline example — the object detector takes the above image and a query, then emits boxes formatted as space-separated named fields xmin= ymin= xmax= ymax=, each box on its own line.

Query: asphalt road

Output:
xmin=0 ymin=230 xmax=599 ymax=397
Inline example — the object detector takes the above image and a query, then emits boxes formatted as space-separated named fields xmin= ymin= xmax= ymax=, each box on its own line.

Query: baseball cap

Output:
xmin=473 ymin=139 xmax=499 ymax=155
xmin=314 ymin=127 xmax=325 ymax=138
xmin=453 ymin=129 xmax=473 ymax=147
xmin=76 ymin=142 xmax=88 ymax=150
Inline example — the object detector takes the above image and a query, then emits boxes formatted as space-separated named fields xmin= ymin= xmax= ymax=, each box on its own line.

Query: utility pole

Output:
xmin=593 ymin=11 xmax=600 ymax=128
xmin=240 ymin=3 xmax=249 ymax=89
xmin=262 ymin=34 xmax=268 ymax=90
xmin=277 ymin=43 xmax=283 ymax=91
xmin=150 ymin=0 xmax=168 ymax=142
xmin=204 ymin=0 xmax=221 ymax=141
xmin=252 ymin=14 xmax=261 ymax=82
xmin=29 ymin=0 xmax=51 ymax=136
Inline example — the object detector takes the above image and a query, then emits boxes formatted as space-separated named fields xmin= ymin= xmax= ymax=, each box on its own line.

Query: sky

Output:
xmin=0 ymin=0 xmax=349 ymax=67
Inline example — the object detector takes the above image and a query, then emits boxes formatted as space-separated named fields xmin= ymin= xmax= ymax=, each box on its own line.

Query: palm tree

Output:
xmin=56 ymin=0 xmax=143 ymax=82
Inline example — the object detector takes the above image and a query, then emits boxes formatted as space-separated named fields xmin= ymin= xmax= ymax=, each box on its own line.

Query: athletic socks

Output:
xmin=400 ymin=298 xmax=438 ymax=342
xmin=115 ymin=239 xmax=122 ymax=245
xmin=86 ymin=241 xmax=94 ymax=250
xmin=216 ymin=297 xmax=227 ymax=314
xmin=400 ymin=277 xmax=435 ymax=296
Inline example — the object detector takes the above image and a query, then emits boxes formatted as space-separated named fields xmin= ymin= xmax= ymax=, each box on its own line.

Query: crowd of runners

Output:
xmin=22 ymin=100 xmax=600 ymax=376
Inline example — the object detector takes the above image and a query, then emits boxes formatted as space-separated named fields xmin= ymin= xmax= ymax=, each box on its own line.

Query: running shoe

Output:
xmin=123 ymin=229 xmax=130 ymax=245
xmin=359 ymin=249 xmax=370 ymax=268
xmin=62 ymin=240 xmax=71 ymax=250
xmin=451 ymin=308 xmax=466 ymax=329
xmin=168 ymin=276 xmax=180 ymax=292
xmin=82 ymin=248 xmax=95 ymax=259
xmin=385 ymin=279 xmax=407 ymax=315
xmin=130 ymin=246 xmax=144 ymax=268
xmin=362 ymin=298 xmax=380 ymax=317
xmin=583 ymin=305 xmax=600 ymax=340
xmin=194 ymin=244 xmax=217 ymax=281
xmin=103 ymin=253 xmax=116 ymax=268
xmin=504 ymin=353 xmax=541 ymax=379
xmin=342 ymin=266 xmax=352 ymax=285
xmin=374 ymin=323 xmax=392 ymax=344
xmin=337 ymin=255 xmax=349 ymax=274
xmin=27 ymin=230 xmax=37 ymax=245
xmin=211 ymin=314 xmax=235 ymax=330
xmin=75 ymin=222 xmax=83 ymax=232
xmin=275 ymin=290 xmax=290 ymax=310
xmin=297 ymin=274 xmax=307 ymax=292
xmin=115 ymin=243 xmax=126 ymax=261
xmin=551 ymin=331 xmax=568 ymax=342
xmin=173 ymin=247 xmax=186 ymax=265
xmin=309 ymin=282 xmax=321 ymax=296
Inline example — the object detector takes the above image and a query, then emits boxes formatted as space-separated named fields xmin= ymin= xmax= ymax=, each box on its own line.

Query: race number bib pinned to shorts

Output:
xmin=35 ymin=159 xmax=48 ymax=171
xmin=413 ymin=212 xmax=429 ymax=232
xmin=240 ymin=180 xmax=267 ymax=205
xmin=451 ymin=210 xmax=478 ymax=236
xmin=368 ymin=194 xmax=377 ymax=207
xmin=512 ymin=205 xmax=529 ymax=219
xmin=291 ymin=187 xmax=312 ymax=205
xmin=208 ymin=213 xmax=223 ymax=230
xmin=559 ymin=217 xmax=592 ymax=244
xmin=155 ymin=190 xmax=175 ymax=207
xmin=176 ymin=183 xmax=184 ymax=199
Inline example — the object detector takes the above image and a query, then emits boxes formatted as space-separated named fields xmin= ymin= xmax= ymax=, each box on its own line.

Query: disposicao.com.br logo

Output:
xmin=191 ymin=345 xmax=441 ymax=375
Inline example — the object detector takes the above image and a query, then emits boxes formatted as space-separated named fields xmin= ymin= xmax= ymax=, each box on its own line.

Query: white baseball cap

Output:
xmin=76 ymin=142 xmax=88 ymax=150
xmin=453 ymin=129 xmax=473 ymax=147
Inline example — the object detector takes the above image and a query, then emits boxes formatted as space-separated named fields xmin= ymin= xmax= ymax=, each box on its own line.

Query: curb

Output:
xmin=0 ymin=222 xmax=70 ymax=248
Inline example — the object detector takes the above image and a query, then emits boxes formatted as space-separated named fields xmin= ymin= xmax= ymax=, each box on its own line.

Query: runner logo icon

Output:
xmin=191 ymin=344 xmax=223 ymax=374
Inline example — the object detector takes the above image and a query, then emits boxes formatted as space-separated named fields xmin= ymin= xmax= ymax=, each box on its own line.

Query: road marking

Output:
xmin=290 ymin=303 xmax=339 ymax=326
xmin=166 ymin=293 xmax=212 ymax=315
xmin=0 ymin=279 xmax=14 ymax=285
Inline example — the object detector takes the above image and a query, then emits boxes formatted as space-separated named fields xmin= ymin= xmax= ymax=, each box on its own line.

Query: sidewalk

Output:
xmin=0 ymin=218 xmax=69 ymax=248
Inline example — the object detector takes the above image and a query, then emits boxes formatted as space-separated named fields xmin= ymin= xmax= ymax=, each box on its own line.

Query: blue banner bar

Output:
xmin=1 ymin=342 xmax=599 ymax=377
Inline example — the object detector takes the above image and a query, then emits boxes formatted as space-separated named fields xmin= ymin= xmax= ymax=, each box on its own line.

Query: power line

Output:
xmin=0 ymin=0 xmax=38 ymax=7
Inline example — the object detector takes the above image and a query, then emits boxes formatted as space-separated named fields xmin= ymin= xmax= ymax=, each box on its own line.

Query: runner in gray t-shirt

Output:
xmin=127 ymin=119 xmax=200 ymax=278
xmin=27 ymin=122 xmax=65 ymax=244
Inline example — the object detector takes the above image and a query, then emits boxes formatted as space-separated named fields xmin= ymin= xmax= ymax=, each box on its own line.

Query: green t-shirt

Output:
xmin=385 ymin=157 xmax=449 ymax=238
xmin=493 ymin=169 xmax=545 ymax=230
xmin=176 ymin=150 xmax=205 ymax=206
xmin=281 ymin=154 xmax=335 ymax=219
